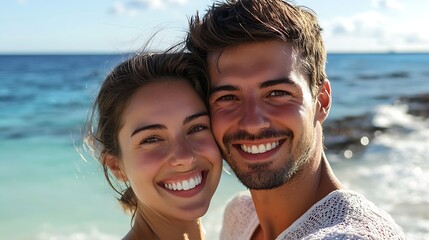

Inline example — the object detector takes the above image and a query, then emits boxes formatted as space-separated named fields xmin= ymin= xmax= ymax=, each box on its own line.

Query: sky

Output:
xmin=2 ymin=0 xmax=429 ymax=54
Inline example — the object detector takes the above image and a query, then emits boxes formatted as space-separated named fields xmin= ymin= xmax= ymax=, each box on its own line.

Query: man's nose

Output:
xmin=238 ymin=98 xmax=269 ymax=134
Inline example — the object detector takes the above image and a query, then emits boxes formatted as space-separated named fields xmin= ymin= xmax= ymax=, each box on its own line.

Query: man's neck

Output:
xmin=249 ymin=153 xmax=342 ymax=240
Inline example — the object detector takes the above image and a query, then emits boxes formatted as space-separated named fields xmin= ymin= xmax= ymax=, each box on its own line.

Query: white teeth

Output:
xmin=251 ymin=145 xmax=258 ymax=154
xmin=163 ymin=173 xmax=203 ymax=191
xmin=240 ymin=141 xmax=280 ymax=154
xmin=182 ymin=181 xmax=190 ymax=190
xmin=189 ymin=178 xmax=196 ymax=188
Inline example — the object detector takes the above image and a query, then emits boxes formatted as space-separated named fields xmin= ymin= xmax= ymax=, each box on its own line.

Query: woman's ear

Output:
xmin=316 ymin=79 xmax=331 ymax=122
xmin=104 ymin=153 xmax=128 ymax=182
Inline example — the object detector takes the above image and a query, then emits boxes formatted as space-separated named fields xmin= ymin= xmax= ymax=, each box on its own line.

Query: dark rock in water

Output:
xmin=358 ymin=74 xmax=380 ymax=80
xmin=357 ymin=71 xmax=410 ymax=81
xmin=398 ymin=93 xmax=429 ymax=118
xmin=323 ymin=92 xmax=429 ymax=156
xmin=374 ymin=95 xmax=389 ymax=100
xmin=328 ymin=75 xmax=343 ymax=81
xmin=323 ymin=114 xmax=387 ymax=154
xmin=386 ymin=71 xmax=409 ymax=78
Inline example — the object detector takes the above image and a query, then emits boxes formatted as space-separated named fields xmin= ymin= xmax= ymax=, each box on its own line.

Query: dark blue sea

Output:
xmin=1 ymin=53 xmax=428 ymax=239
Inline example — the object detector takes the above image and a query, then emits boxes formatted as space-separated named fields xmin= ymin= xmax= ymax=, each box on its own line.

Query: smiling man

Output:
xmin=186 ymin=0 xmax=407 ymax=239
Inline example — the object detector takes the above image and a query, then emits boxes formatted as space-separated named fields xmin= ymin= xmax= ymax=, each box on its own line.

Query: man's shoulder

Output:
xmin=279 ymin=190 xmax=407 ymax=239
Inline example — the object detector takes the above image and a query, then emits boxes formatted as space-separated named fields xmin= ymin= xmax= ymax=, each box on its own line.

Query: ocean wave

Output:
xmin=330 ymin=114 xmax=429 ymax=238
xmin=324 ymin=93 xmax=429 ymax=157
xmin=358 ymin=71 xmax=410 ymax=80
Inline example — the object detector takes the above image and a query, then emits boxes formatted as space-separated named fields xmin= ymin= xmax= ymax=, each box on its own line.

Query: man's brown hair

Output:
xmin=186 ymin=0 xmax=327 ymax=96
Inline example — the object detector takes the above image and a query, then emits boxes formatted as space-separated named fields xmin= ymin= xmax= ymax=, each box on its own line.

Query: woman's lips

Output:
xmin=159 ymin=170 xmax=209 ymax=198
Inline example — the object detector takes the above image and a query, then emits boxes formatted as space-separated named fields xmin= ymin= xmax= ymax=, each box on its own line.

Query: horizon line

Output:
xmin=1 ymin=50 xmax=429 ymax=55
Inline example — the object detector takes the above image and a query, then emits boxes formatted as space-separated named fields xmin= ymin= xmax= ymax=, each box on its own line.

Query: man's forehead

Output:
xmin=208 ymin=56 xmax=295 ymax=83
xmin=207 ymin=41 xmax=296 ymax=74
xmin=212 ymin=62 xmax=282 ymax=81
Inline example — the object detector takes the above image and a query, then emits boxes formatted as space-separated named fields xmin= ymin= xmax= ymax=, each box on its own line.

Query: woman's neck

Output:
xmin=124 ymin=205 xmax=204 ymax=240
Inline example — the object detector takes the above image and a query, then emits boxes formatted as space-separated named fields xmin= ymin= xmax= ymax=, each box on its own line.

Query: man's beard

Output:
xmin=222 ymin=128 xmax=314 ymax=190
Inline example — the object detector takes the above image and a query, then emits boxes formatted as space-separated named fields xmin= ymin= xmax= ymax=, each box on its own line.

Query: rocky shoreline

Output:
xmin=323 ymin=93 xmax=429 ymax=156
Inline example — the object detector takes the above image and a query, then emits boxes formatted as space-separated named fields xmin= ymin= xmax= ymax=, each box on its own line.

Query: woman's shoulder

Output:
xmin=220 ymin=191 xmax=259 ymax=240
xmin=225 ymin=191 xmax=254 ymax=212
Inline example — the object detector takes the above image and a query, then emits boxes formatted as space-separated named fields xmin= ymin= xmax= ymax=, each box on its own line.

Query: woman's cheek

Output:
xmin=191 ymin=135 xmax=221 ymax=158
xmin=134 ymin=146 xmax=169 ymax=167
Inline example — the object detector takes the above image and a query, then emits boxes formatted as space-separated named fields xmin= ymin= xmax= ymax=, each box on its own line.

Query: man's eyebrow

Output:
xmin=183 ymin=112 xmax=209 ymax=125
xmin=260 ymin=78 xmax=296 ymax=88
xmin=209 ymin=78 xmax=295 ymax=95
xmin=209 ymin=85 xmax=239 ymax=96
xmin=131 ymin=124 xmax=166 ymax=137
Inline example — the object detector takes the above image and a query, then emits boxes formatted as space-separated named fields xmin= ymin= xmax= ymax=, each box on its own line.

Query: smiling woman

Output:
xmin=83 ymin=49 xmax=222 ymax=240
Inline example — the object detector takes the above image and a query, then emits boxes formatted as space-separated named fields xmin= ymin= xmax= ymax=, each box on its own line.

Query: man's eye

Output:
xmin=188 ymin=124 xmax=208 ymax=134
xmin=140 ymin=136 xmax=161 ymax=144
xmin=269 ymin=90 xmax=290 ymax=97
xmin=217 ymin=94 xmax=238 ymax=102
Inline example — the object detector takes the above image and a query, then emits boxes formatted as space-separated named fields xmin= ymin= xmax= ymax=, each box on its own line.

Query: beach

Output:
xmin=1 ymin=53 xmax=428 ymax=239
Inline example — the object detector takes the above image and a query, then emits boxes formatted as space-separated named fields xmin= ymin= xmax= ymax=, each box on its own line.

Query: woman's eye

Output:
xmin=140 ymin=136 xmax=161 ymax=144
xmin=188 ymin=124 xmax=208 ymax=134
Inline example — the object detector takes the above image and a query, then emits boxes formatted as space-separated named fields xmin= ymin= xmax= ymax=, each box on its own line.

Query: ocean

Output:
xmin=1 ymin=53 xmax=428 ymax=239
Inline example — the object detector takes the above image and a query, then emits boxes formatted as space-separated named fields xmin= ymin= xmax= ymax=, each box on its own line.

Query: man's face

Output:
xmin=208 ymin=40 xmax=327 ymax=190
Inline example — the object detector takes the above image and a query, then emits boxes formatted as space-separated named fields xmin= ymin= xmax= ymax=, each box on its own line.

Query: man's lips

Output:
xmin=225 ymin=138 xmax=288 ymax=161
xmin=232 ymin=138 xmax=286 ymax=153
xmin=239 ymin=141 xmax=280 ymax=154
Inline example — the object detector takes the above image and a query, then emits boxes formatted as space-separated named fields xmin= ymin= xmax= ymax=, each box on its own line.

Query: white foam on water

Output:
xmin=331 ymin=103 xmax=429 ymax=239
xmin=372 ymin=103 xmax=416 ymax=128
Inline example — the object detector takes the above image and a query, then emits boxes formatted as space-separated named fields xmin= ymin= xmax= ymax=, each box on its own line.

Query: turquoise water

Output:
xmin=1 ymin=54 xmax=428 ymax=239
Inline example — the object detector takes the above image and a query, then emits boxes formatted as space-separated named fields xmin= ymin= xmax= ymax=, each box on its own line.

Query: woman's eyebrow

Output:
xmin=130 ymin=112 xmax=208 ymax=137
xmin=131 ymin=124 xmax=166 ymax=137
xmin=183 ymin=112 xmax=209 ymax=125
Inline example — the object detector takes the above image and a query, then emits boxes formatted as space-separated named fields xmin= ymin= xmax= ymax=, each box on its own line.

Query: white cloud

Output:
xmin=371 ymin=0 xmax=403 ymax=10
xmin=405 ymin=33 xmax=429 ymax=44
xmin=329 ymin=11 xmax=389 ymax=37
xmin=129 ymin=0 xmax=164 ymax=9
xmin=110 ymin=2 xmax=126 ymax=15
xmin=322 ymin=8 xmax=429 ymax=52
xmin=109 ymin=2 xmax=139 ymax=17
xmin=109 ymin=0 xmax=188 ymax=15
xmin=16 ymin=0 xmax=28 ymax=5
xmin=136 ymin=0 xmax=188 ymax=9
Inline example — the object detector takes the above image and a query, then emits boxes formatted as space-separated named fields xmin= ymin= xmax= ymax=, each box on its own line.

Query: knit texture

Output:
xmin=220 ymin=190 xmax=407 ymax=240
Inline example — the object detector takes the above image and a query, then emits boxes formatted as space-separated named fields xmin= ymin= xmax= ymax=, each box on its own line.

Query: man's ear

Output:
xmin=316 ymin=79 xmax=331 ymax=122
xmin=104 ymin=153 xmax=128 ymax=182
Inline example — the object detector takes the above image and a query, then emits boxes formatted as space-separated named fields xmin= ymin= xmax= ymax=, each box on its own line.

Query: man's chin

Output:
xmin=234 ymin=168 xmax=285 ymax=190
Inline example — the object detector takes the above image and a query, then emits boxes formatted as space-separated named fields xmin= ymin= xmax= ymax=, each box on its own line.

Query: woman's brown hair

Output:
xmin=83 ymin=49 xmax=208 ymax=214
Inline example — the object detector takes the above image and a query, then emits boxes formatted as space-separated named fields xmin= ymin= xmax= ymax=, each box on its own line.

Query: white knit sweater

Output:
xmin=220 ymin=190 xmax=407 ymax=240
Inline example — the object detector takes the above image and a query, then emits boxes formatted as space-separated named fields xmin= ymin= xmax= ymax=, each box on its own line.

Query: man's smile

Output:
xmin=239 ymin=141 xmax=280 ymax=154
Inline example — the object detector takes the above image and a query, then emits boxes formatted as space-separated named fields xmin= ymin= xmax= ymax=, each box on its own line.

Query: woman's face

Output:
xmin=116 ymin=79 xmax=222 ymax=220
